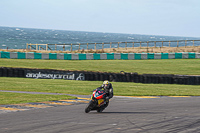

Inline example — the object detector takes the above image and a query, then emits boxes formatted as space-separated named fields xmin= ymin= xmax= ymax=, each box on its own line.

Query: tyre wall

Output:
xmin=1 ymin=67 xmax=200 ymax=85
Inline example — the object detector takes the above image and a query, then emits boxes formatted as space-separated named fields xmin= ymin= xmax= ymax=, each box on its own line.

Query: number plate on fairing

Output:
xmin=98 ymin=99 xmax=104 ymax=106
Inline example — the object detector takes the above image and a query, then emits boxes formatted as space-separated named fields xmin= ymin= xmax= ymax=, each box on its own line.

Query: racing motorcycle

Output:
xmin=85 ymin=88 xmax=108 ymax=113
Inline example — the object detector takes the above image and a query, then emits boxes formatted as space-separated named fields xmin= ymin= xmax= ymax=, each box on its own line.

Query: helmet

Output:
xmin=103 ymin=80 xmax=109 ymax=85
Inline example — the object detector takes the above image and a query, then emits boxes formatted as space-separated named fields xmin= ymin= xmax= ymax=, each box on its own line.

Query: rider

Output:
xmin=100 ymin=80 xmax=113 ymax=108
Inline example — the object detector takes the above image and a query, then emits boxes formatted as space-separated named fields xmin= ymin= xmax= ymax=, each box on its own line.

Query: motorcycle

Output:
xmin=85 ymin=88 xmax=108 ymax=113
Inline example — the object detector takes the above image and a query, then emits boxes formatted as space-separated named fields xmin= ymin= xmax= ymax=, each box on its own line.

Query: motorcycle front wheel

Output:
xmin=85 ymin=101 xmax=93 ymax=113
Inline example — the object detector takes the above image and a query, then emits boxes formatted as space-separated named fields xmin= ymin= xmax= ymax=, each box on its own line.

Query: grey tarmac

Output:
xmin=0 ymin=96 xmax=200 ymax=133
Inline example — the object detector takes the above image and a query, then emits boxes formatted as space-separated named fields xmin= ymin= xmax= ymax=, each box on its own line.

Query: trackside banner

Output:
xmin=25 ymin=70 xmax=85 ymax=80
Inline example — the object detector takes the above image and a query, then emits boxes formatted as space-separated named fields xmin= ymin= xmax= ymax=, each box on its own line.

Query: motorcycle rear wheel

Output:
xmin=97 ymin=108 xmax=103 ymax=113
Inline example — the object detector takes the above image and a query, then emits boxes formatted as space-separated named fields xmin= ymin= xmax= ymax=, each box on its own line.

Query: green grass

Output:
xmin=0 ymin=77 xmax=98 ymax=95
xmin=1 ymin=77 xmax=200 ymax=97
xmin=0 ymin=92 xmax=76 ymax=105
xmin=1 ymin=58 xmax=200 ymax=75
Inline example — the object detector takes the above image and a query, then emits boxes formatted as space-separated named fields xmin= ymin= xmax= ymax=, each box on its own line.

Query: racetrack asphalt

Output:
xmin=0 ymin=93 xmax=200 ymax=133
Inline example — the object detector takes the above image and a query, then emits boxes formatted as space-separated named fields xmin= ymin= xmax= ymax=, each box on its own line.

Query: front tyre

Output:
xmin=85 ymin=106 xmax=90 ymax=113
xmin=85 ymin=101 xmax=93 ymax=113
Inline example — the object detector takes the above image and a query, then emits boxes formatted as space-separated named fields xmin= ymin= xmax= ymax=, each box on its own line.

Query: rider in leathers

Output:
xmin=99 ymin=80 xmax=113 ymax=109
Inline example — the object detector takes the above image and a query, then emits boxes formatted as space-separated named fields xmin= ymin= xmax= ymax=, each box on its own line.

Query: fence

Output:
xmin=26 ymin=40 xmax=200 ymax=52
xmin=1 ymin=51 xmax=200 ymax=60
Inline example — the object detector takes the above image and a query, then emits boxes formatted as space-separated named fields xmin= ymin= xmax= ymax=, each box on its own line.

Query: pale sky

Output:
xmin=0 ymin=0 xmax=200 ymax=37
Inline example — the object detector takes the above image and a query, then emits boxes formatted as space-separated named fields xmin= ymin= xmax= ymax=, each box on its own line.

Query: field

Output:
xmin=1 ymin=58 xmax=200 ymax=75
xmin=0 ymin=58 xmax=200 ymax=105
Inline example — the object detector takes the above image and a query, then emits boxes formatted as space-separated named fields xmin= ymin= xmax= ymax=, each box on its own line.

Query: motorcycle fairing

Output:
xmin=98 ymin=99 xmax=104 ymax=107
xmin=93 ymin=90 xmax=106 ymax=100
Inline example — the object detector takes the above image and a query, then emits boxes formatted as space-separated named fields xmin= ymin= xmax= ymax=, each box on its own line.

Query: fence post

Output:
xmin=55 ymin=44 xmax=57 ymax=51
xmin=102 ymin=42 xmax=104 ymax=50
xmin=79 ymin=43 xmax=80 ymax=51
xmin=147 ymin=41 xmax=149 ymax=53
xmin=46 ymin=44 xmax=48 ymax=51
xmin=110 ymin=42 xmax=112 ymax=49
xmin=162 ymin=41 xmax=163 ymax=47
xmin=133 ymin=42 xmax=134 ymax=48
xmin=154 ymin=41 xmax=156 ymax=47
xmin=26 ymin=43 xmax=28 ymax=50
xmin=95 ymin=43 xmax=96 ymax=50
xmin=87 ymin=43 xmax=88 ymax=50
xmin=140 ymin=41 xmax=141 ymax=48
xmin=118 ymin=42 xmax=119 ymax=49
xmin=185 ymin=40 xmax=187 ymax=47
xmin=177 ymin=41 xmax=179 ymax=47
xmin=71 ymin=43 xmax=72 ymax=51
xmin=193 ymin=40 xmax=194 ymax=47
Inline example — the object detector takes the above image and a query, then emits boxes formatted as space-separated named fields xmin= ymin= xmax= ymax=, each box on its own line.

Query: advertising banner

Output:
xmin=25 ymin=70 xmax=85 ymax=80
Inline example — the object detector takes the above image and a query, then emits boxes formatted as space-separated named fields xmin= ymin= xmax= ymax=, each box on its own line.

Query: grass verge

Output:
xmin=1 ymin=58 xmax=200 ymax=75
xmin=0 ymin=77 xmax=200 ymax=105
xmin=0 ymin=92 xmax=76 ymax=105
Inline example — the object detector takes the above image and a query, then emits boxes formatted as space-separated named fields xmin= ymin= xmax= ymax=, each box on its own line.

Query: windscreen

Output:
xmin=95 ymin=90 xmax=105 ymax=97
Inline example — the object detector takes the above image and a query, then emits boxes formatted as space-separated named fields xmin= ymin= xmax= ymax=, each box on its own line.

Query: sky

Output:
xmin=0 ymin=0 xmax=200 ymax=37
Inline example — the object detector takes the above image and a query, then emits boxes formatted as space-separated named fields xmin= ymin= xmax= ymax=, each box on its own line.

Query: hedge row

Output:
xmin=0 ymin=67 xmax=200 ymax=85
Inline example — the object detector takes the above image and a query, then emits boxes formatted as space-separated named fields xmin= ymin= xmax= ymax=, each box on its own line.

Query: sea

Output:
xmin=0 ymin=26 xmax=200 ymax=51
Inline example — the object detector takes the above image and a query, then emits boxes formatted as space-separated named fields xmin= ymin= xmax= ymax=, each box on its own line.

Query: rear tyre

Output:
xmin=97 ymin=108 xmax=103 ymax=113
xmin=97 ymin=105 xmax=106 ymax=113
